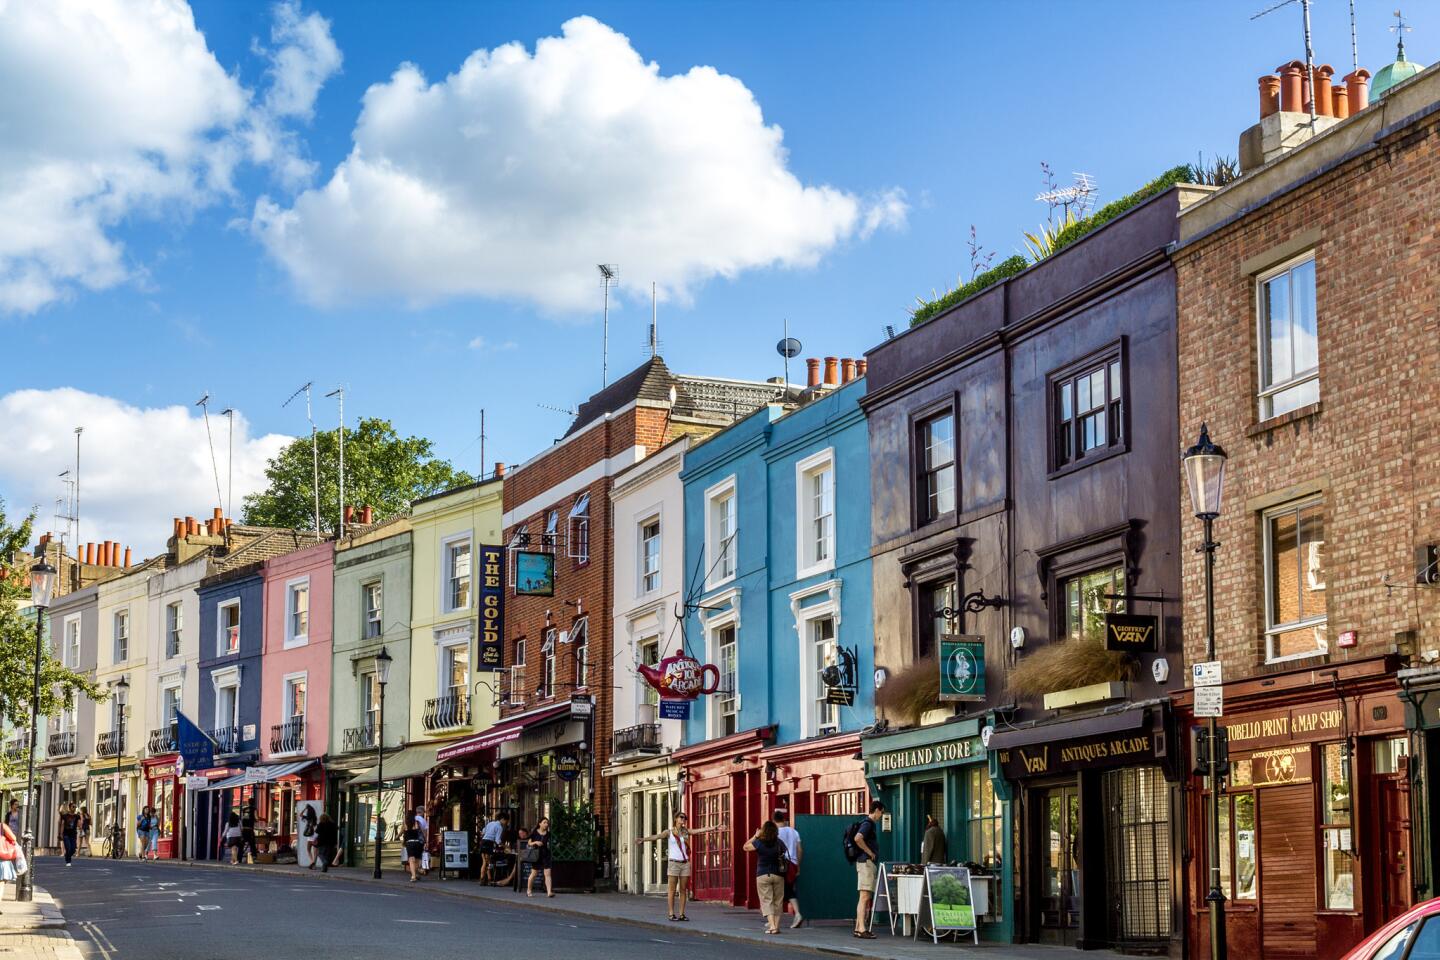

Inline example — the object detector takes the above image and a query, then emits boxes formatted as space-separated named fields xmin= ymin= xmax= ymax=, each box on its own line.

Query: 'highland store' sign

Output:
xmin=871 ymin=738 xmax=980 ymax=774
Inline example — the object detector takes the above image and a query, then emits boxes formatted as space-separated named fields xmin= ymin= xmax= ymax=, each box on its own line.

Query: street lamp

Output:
xmin=108 ymin=676 xmax=129 ymax=860
xmin=17 ymin=558 xmax=56 ymax=902
xmin=373 ymin=646 xmax=392 ymax=879
xmin=1183 ymin=422 xmax=1228 ymax=960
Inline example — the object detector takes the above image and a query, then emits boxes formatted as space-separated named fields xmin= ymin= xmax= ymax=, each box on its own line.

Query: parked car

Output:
xmin=1344 ymin=898 xmax=1440 ymax=959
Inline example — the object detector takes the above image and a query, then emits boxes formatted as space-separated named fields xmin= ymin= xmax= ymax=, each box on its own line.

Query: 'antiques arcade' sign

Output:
xmin=477 ymin=545 xmax=505 ymax=671
xmin=999 ymin=730 xmax=1161 ymax=779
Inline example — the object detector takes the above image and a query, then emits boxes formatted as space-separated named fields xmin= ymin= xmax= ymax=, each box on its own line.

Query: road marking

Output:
xmin=198 ymin=905 xmax=221 ymax=910
xmin=395 ymin=919 xmax=449 ymax=924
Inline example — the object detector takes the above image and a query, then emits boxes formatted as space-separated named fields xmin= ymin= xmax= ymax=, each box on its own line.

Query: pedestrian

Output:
xmin=300 ymin=804 xmax=318 ymax=869
xmin=143 ymin=806 xmax=160 ymax=860
xmin=413 ymin=806 xmax=430 ymax=875
xmin=479 ymin=811 xmax=507 ymax=884
xmin=850 ymin=800 xmax=885 ymax=940
xmin=525 ymin=816 xmax=554 ymax=898
xmin=402 ymin=813 xmax=424 ymax=882
xmin=315 ymin=813 xmax=340 ymax=873
xmin=223 ymin=812 xmax=244 ymax=865
xmin=0 ymin=819 xmax=22 ymax=912
xmin=136 ymin=806 xmax=153 ymax=860
xmin=79 ymin=807 xmax=91 ymax=855
xmin=744 ymin=820 xmax=786 ymax=935
xmin=774 ymin=808 xmax=804 ymax=928
xmin=4 ymin=800 xmax=18 ymax=837
xmin=59 ymin=802 xmax=81 ymax=866
xmin=240 ymin=801 xmax=258 ymax=865
xmin=921 ymin=812 xmax=948 ymax=865
xmin=500 ymin=826 xmax=528 ymax=890
xmin=634 ymin=810 xmax=722 ymax=922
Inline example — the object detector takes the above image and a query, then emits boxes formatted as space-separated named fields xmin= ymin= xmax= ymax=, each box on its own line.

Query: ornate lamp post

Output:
xmin=17 ymin=558 xmax=56 ymax=902
xmin=108 ymin=675 xmax=129 ymax=860
xmin=373 ymin=646 xmax=392 ymax=879
xmin=1183 ymin=423 xmax=1228 ymax=960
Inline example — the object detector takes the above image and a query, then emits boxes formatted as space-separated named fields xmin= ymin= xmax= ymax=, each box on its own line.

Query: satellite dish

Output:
xmin=776 ymin=337 xmax=802 ymax=359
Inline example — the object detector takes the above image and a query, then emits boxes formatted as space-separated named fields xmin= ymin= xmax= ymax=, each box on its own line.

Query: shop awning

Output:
xmin=345 ymin=745 xmax=444 ymax=787
xmin=436 ymin=704 xmax=571 ymax=763
xmin=987 ymin=705 xmax=1148 ymax=752
xmin=193 ymin=773 xmax=249 ymax=792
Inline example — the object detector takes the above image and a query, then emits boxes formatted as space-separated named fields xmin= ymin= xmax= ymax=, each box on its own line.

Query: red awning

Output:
xmin=435 ymin=704 xmax=572 ymax=763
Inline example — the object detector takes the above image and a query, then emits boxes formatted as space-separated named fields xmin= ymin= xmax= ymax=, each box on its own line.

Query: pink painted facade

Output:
xmin=260 ymin=541 xmax=334 ymax=762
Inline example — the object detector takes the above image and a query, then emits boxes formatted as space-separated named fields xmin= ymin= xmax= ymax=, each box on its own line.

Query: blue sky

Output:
xmin=0 ymin=0 xmax=1430 ymax=554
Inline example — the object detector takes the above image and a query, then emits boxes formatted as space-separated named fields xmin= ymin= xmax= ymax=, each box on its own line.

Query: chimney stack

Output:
xmin=173 ymin=518 xmax=183 ymax=542
xmin=1345 ymin=69 xmax=1370 ymax=111
xmin=344 ymin=505 xmax=355 ymax=525
xmin=494 ymin=462 xmax=506 ymax=478
xmin=1314 ymin=65 xmax=1335 ymax=116
xmin=84 ymin=542 xmax=95 ymax=565
xmin=806 ymin=358 xmax=821 ymax=388
xmin=360 ymin=505 xmax=373 ymax=525
xmin=1279 ymin=61 xmax=1304 ymax=112
xmin=1333 ymin=85 xmax=1350 ymax=119
xmin=186 ymin=516 xmax=198 ymax=536
xmin=841 ymin=358 xmax=857 ymax=384
xmin=104 ymin=542 xmax=115 ymax=566
xmin=1259 ymin=75 xmax=1281 ymax=117
xmin=123 ymin=547 xmax=132 ymax=567
xmin=857 ymin=359 xmax=868 ymax=377
xmin=823 ymin=357 xmax=839 ymax=387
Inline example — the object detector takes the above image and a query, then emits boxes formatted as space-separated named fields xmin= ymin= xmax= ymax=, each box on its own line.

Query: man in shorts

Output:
xmin=853 ymin=800 xmax=885 ymax=940
xmin=479 ymin=812 xmax=507 ymax=884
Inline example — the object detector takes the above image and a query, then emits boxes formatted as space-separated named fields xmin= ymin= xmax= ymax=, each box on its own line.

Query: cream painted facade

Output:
xmin=408 ymin=479 xmax=504 ymax=748
xmin=145 ymin=557 xmax=208 ymax=758
xmin=607 ymin=439 xmax=686 ymax=895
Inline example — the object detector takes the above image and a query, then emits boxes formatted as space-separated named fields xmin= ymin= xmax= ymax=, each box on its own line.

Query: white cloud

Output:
xmin=0 ymin=0 xmax=340 ymax=313
xmin=252 ymin=16 xmax=907 ymax=313
xmin=0 ymin=389 xmax=291 ymax=558
xmin=468 ymin=336 xmax=517 ymax=352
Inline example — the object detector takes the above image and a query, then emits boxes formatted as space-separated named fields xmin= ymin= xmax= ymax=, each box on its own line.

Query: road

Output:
xmin=37 ymin=857 xmax=801 ymax=960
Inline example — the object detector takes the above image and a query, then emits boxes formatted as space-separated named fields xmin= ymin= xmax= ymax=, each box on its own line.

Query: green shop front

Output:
xmin=861 ymin=718 xmax=1012 ymax=943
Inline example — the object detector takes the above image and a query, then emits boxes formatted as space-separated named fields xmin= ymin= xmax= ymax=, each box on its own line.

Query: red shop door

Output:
xmin=690 ymin=790 xmax=732 ymax=903
xmin=1375 ymin=773 xmax=1413 ymax=923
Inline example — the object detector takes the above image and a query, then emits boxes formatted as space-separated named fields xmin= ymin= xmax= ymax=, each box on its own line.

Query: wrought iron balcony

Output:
xmin=2 ymin=738 xmax=26 ymax=761
xmin=343 ymin=724 xmax=378 ymax=753
xmin=269 ymin=718 xmax=305 ymax=756
xmin=208 ymin=726 xmax=242 ymax=755
xmin=612 ymin=723 xmax=662 ymax=756
xmin=47 ymin=730 xmax=76 ymax=758
xmin=96 ymin=729 xmax=126 ymax=757
xmin=422 ymin=693 xmax=469 ymax=732
xmin=148 ymin=724 xmax=178 ymax=755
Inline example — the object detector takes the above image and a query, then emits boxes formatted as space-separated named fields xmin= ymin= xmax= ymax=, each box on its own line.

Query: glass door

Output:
xmin=1038 ymin=784 xmax=1081 ymax=945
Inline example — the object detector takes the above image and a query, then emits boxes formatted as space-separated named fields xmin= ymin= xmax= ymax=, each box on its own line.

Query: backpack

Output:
xmin=842 ymin=818 xmax=864 ymax=864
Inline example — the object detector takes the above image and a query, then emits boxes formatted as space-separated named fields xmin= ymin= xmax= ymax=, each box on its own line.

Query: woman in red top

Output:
xmin=0 ymin=820 xmax=22 ymax=910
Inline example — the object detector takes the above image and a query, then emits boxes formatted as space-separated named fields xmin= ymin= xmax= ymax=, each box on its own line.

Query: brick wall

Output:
xmin=1175 ymin=114 xmax=1440 ymax=678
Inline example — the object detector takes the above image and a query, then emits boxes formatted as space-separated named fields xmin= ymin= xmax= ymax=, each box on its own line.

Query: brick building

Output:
xmin=1172 ymin=55 xmax=1440 ymax=960
xmin=453 ymin=357 xmax=788 ymax=884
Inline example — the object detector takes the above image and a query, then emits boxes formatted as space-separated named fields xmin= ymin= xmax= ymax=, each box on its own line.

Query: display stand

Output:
xmin=440 ymin=831 xmax=469 ymax=880
xmin=918 ymin=865 xmax=980 ymax=944
xmin=870 ymin=862 xmax=896 ymax=934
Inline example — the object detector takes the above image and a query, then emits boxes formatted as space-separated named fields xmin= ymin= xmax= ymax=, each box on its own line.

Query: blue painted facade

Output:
xmin=680 ymin=379 xmax=874 ymax=747
xmin=196 ymin=568 xmax=265 ymax=762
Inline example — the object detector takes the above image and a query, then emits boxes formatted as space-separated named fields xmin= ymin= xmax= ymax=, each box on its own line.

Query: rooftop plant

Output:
xmin=1005 ymin=636 xmax=1135 ymax=699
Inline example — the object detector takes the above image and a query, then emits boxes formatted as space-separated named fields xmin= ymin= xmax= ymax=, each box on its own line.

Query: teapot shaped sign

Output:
xmin=637 ymin=652 xmax=720 ymax=701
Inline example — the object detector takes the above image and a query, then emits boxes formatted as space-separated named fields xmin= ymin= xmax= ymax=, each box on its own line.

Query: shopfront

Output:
xmin=990 ymin=701 xmax=1180 ymax=954
xmin=862 ymin=718 xmax=1011 ymax=942
xmin=674 ymin=725 xmax=776 ymax=907
xmin=142 ymin=756 xmax=184 ymax=859
xmin=88 ymin=763 xmax=139 ymax=856
xmin=1179 ymin=657 xmax=1410 ymax=960
xmin=608 ymin=753 xmax=680 ymax=895
xmin=344 ymin=744 xmax=440 ymax=870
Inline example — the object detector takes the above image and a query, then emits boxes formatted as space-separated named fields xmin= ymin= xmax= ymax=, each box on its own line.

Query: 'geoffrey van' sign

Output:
xmin=1104 ymin=613 xmax=1158 ymax=654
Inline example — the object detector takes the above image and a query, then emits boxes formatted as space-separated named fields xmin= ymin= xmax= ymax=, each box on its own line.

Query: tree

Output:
xmin=242 ymin=417 xmax=475 ymax=533
xmin=0 ymin=500 xmax=106 ymax=778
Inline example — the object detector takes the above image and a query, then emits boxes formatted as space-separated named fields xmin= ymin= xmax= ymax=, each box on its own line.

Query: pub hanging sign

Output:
xmin=1104 ymin=613 xmax=1158 ymax=654
xmin=477 ymin=545 xmax=505 ymax=671
xmin=939 ymin=635 xmax=986 ymax=702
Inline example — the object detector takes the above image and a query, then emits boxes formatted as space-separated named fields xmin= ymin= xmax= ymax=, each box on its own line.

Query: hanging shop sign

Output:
xmin=939 ymin=635 xmax=986 ymax=702
xmin=998 ymin=730 xmax=1162 ymax=779
xmin=478 ymin=545 xmax=505 ymax=671
xmin=570 ymin=694 xmax=593 ymax=718
xmin=658 ymin=700 xmax=691 ymax=721
xmin=556 ymin=752 xmax=583 ymax=782
xmin=637 ymin=653 xmax=720 ymax=701
xmin=1104 ymin=613 xmax=1158 ymax=654
xmin=822 ymin=646 xmax=859 ymax=706
xmin=515 ymin=551 xmax=555 ymax=597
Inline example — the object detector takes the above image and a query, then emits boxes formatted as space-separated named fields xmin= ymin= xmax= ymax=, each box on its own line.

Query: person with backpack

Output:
xmin=846 ymin=799 xmax=885 ymax=940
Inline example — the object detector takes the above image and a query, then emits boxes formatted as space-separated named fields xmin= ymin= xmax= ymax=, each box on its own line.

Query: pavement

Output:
xmin=0 ymin=883 xmax=85 ymax=959
xmin=35 ymin=855 xmax=1135 ymax=960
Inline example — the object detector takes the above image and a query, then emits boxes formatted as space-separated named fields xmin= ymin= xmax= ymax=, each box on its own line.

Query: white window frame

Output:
xmin=216 ymin=599 xmax=241 ymax=657
xmin=1262 ymin=496 xmax=1328 ymax=663
xmin=284 ymin=577 xmax=310 ymax=648
xmin=791 ymin=579 xmax=843 ymax=739
xmin=1256 ymin=252 xmax=1320 ymax=421
xmin=165 ymin=601 xmax=184 ymax=659
xmin=568 ymin=494 xmax=591 ymax=563
xmin=570 ymin=617 xmax=589 ymax=688
xmin=113 ymin=609 xmax=130 ymax=664
xmin=508 ymin=638 xmax=526 ymax=706
xmin=541 ymin=628 xmax=557 ymax=699
xmin=636 ymin=633 xmax=662 ymax=710
xmin=362 ymin=580 xmax=383 ymax=640
xmin=704 ymin=605 xmax=740 ymax=740
xmin=638 ymin=512 xmax=662 ymax=597
xmin=160 ymin=683 xmax=182 ymax=729
xmin=62 ymin=615 xmax=80 ymax=668
xmin=507 ymin=526 xmax=527 ymax=588
xmin=795 ymin=448 xmax=836 ymax=580
xmin=705 ymin=476 xmax=738 ymax=589
xmin=283 ymin=671 xmax=308 ymax=720
xmin=440 ymin=531 xmax=473 ymax=614
xmin=209 ymin=665 xmax=242 ymax=731
xmin=436 ymin=629 xmax=471 ymax=701
xmin=214 ymin=684 xmax=239 ymax=731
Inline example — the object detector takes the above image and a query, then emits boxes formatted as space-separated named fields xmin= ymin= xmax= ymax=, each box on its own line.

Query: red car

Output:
xmin=1345 ymin=899 xmax=1440 ymax=959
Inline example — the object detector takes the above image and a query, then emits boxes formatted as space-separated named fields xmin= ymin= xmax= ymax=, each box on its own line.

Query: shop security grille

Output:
xmin=1103 ymin=766 xmax=1172 ymax=945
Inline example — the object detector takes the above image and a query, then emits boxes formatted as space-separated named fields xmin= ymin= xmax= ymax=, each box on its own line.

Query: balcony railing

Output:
xmin=2 ymin=738 xmax=26 ymax=761
xmin=96 ymin=730 xmax=126 ymax=758
xmin=612 ymin=723 xmax=662 ymax=756
xmin=208 ymin=726 xmax=242 ymax=754
xmin=343 ymin=724 xmax=378 ymax=753
xmin=422 ymin=693 xmax=469 ymax=732
xmin=269 ymin=718 xmax=305 ymax=756
xmin=47 ymin=730 xmax=76 ymax=758
xmin=148 ymin=724 xmax=178 ymax=755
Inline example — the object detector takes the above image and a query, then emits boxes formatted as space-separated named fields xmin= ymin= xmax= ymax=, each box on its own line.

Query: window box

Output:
xmin=1041 ymin=681 xmax=1128 ymax=711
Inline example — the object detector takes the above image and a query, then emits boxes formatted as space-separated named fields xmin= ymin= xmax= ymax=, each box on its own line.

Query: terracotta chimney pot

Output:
xmin=1315 ymin=65 xmax=1334 ymax=117
xmin=823 ymin=357 xmax=839 ymax=387
xmin=841 ymin=358 xmax=858 ymax=383
xmin=1279 ymin=61 xmax=1304 ymax=112
xmin=1259 ymin=75 xmax=1281 ymax=118
xmin=1345 ymin=69 xmax=1371 ymax=111
xmin=1333 ymin=85 xmax=1350 ymax=119
xmin=105 ymin=542 xmax=115 ymax=566
xmin=213 ymin=507 xmax=223 ymax=521
xmin=857 ymin=359 xmax=868 ymax=377
xmin=344 ymin=505 xmax=355 ymax=525
xmin=806 ymin=358 xmax=821 ymax=388
xmin=123 ymin=547 xmax=132 ymax=567
xmin=186 ymin=516 xmax=197 ymax=536
xmin=84 ymin=542 xmax=94 ymax=565
xmin=494 ymin=462 xmax=506 ymax=478
xmin=173 ymin=518 xmax=183 ymax=541
xmin=361 ymin=505 xmax=373 ymax=525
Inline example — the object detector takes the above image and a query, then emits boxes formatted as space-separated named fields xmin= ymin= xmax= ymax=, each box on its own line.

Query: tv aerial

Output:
xmin=776 ymin=321 xmax=802 ymax=398
xmin=1036 ymin=172 xmax=1098 ymax=221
